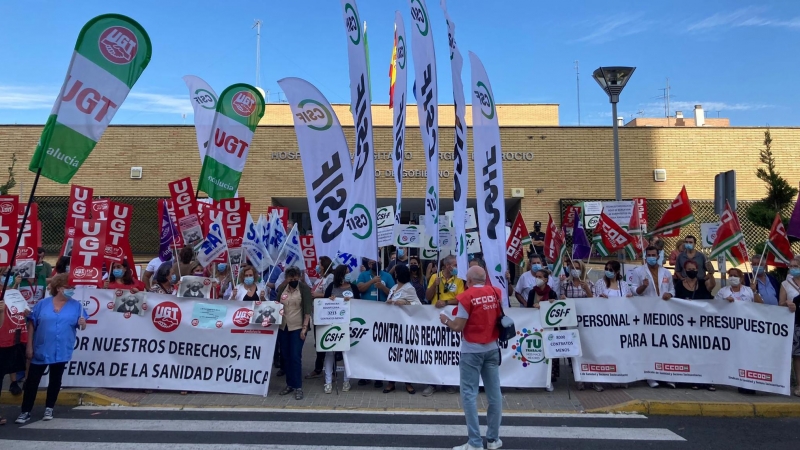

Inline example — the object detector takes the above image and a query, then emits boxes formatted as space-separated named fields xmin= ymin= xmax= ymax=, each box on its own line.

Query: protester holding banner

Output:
xmin=149 ymin=262 xmax=176 ymax=295
xmin=526 ymin=270 xmax=557 ymax=308
xmin=408 ymin=257 xmax=428 ymax=305
xmin=778 ymin=256 xmax=800 ymax=397
xmin=386 ymin=265 xmax=421 ymax=306
xmin=439 ymin=266 xmax=503 ymax=450
xmin=276 ymin=266 xmax=313 ymax=400
xmin=715 ymin=268 xmax=761 ymax=303
xmin=426 ymin=255 xmax=464 ymax=307
xmin=312 ymin=256 xmax=334 ymax=299
xmin=633 ymin=246 xmax=675 ymax=301
xmin=210 ymin=262 xmax=233 ymax=300
xmin=230 ymin=265 xmax=265 ymax=301
xmin=514 ymin=255 xmax=544 ymax=307
xmin=104 ymin=260 xmax=144 ymax=292
xmin=674 ymin=260 xmax=715 ymax=300
xmin=559 ymin=260 xmax=593 ymax=299
xmin=594 ymin=261 xmax=633 ymax=298
xmin=745 ymin=254 xmax=781 ymax=306
xmin=16 ymin=274 xmax=88 ymax=424
xmin=321 ymin=265 xmax=359 ymax=394
xmin=357 ymin=260 xmax=394 ymax=302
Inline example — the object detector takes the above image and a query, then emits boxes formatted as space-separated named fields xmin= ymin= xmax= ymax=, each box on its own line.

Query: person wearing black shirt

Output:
xmin=528 ymin=221 xmax=545 ymax=257
xmin=673 ymin=260 xmax=715 ymax=300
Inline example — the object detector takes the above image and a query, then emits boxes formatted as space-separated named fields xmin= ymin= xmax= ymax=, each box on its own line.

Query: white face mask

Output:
xmin=728 ymin=276 xmax=741 ymax=287
xmin=570 ymin=269 xmax=581 ymax=278
xmin=535 ymin=278 xmax=545 ymax=287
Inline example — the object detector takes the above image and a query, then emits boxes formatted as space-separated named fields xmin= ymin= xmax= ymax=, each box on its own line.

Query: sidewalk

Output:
xmin=5 ymin=342 xmax=799 ymax=417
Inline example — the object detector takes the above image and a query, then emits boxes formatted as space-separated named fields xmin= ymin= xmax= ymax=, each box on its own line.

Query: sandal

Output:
xmin=406 ymin=384 xmax=416 ymax=395
xmin=383 ymin=383 xmax=396 ymax=394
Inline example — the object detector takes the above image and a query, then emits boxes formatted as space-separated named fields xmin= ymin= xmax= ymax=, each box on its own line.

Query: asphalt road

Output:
xmin=0 ymin=405 xmax=798 ymax=449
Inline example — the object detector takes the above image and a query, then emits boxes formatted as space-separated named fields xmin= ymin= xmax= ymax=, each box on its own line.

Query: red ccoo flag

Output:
xmin=648 ymin=186 xmax=694 ymax=237
xmin=766 ymin=213 xmax=794 ymax=267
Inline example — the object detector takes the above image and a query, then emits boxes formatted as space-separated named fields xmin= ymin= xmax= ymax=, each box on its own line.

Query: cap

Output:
xmin=534 ymin=221 xmax=542 ymax=227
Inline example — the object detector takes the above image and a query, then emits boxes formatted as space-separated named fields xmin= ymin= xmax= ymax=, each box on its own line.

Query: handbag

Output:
xmin=494 ymin=288 xmax=516 ymax=343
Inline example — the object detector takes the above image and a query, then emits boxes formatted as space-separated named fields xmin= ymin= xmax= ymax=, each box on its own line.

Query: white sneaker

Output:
xmin=43 ymin=408 xmax=54 ymax=421
xmin=487 ymin=438 xmax=504 ymax=450
xmin=545 ymin=384 xmax=555 ymax=392
xmin=342 ymin=381 xmax=351 ymax=392
xmin=647 ymin=379 xmax=660 ymax=388
xmin=452 ymin=443 xmax=483 ymax=450
xmin=324 ymin=383 xmax=332 ymax=394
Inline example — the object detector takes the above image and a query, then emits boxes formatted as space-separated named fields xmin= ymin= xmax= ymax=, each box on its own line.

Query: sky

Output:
xmin=1 ymin=0 xmax=799 ymax=126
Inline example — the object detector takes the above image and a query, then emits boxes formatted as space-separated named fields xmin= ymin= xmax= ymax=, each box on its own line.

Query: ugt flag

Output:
xmin=29 ymin=14 xmax=152 ymax=183
xmin=198 ymin=84 xmax=265 ymax=200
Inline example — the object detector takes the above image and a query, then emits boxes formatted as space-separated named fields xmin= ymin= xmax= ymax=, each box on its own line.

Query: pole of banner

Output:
xmin=750 ymin=245 xmax=768 ymax=287
xmin=1 ymin=167 xmax=42 ymax=302
xmin=582 ymin=242 xmax=595 ymax=283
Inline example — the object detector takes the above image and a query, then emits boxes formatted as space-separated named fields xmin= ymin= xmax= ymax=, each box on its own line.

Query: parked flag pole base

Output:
xmin=1 ymin=166 xmax=43 ymax=301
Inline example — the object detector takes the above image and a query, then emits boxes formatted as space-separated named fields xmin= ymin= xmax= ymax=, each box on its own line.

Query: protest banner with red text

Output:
xmin=91 ymin=199 xmax=110 ymax=221
xmin=16 ymin=203 xmax=40 ymax=261
xmin=69 ymin=219 xmax=107 ymax=287
xmin=505 ymin=213 xmax=530 ymax=265
xmin=61 ymin=185 xmax=93 ymax=258
xmin=266 ymin=206 xmax=288 ymax=231
xmin=300 ymin=235 xmax=318 ymax=279
xmin=103 ymin=202 xmax=132 ymax=263
xmin=0 ymin=196 xmax=18 ymax=266
xmin=220 ymin=198 xmax=248 ymax=269
xmin=649 ymin=186 xmax=693 ymax=237
xmin=592 ymin=212 xmax=634 ymax=256
xmin=169 ymin=178 xmax=203 ymax=244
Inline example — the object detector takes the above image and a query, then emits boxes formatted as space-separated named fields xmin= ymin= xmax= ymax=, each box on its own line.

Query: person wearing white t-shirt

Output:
xmin=594 ymin=261 xmax=633 ymax=298
xmin=631 ymin=246 xmax=675 ymax=389
xmin=514 ymin=255 xmax=544 ymax=307
xmin=715 ymin=268 xmax=762 ymax=303
xmin=142 ymin=256 xmax=169 ymax=289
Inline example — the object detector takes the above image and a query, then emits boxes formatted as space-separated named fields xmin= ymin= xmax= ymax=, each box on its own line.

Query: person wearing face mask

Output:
xmin=675 ymin=235 xmax=715 ymax=281
xmin=632 ymin=246 xmax=676 ymax=389
xmin=514 ymin=255 xmax=545 ymax=307
xmin=744 ymin=254 xmax=781 ymax=306
xmin=311 ymin=256 xmax=335 ymax=299
xmin=425 ymin=255 xmax=464 ymax=307
xmin=387 ymin=247 xmax=409 ymax=276
xmin=149 ymin=262 xmax=176 ymax=295
xmin=559 ymin=260 xmax=593 ymax=299
xmin=15 ymin=274 xmax=88 ymax=424
xmin=276 ymin=266 xmax=313 ymax=400
xmin=358 ymin=259 xmax=395 ymax=302
xmin=674 ymin=260 xmax=715 ymax=300
xmin=104 ymin=260 xmax=144 ymax=292
xmin=715 ymin=268 xmax=761 ymax=303
xmin=526 ymin=269 xmax=559 ymax=392
xmin=778 ymin=255 xmax=800 ymax=397
xmin=594 ymin=260 xmax=633 ymax=298
xmin=231 ymin=266 xmax=266 ymax=301
xmin=528 ymin=221 xmax=545 ymax=258
xmin=210 ymin=262 xmax=233 ymax=300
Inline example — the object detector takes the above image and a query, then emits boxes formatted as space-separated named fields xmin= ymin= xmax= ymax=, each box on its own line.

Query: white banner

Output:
xmin=466 ymin=231 xmax=481 ymax=254
xmin=392 ymin=11 xmax=408 ymax=228
xmin=573 ymin=297 xmax=794 ymax=395
xmin=344 ymin=300 xmax=551 ymax=387
xmin=197 ymin=215 xmax=227 ymax=267
xmin=377 ymin=226 xmax=395 ymax=248
xmin=408 ymin=0 xmax=440 ymax=245
xmin=278 ymin=77 xmax=353 ymax=262
xmin=470 ymin=52 xmax=506 ymax=290
xmin=441 ymin=0 xmax=469 ymax=280
xmin=182 ymin=75 xmax=218 ymax=162
xmin=394 ymin=224 xmax=425 ymax=248
xmin=243 ymin=213 xmax=273 ymax=273
xmin=340 ymin=0 xmax=378 ymax=262
xmin=64 ymin=288 xmax=277 ymax=395
xmin=377 ymin=205 xmax=394 ymax=228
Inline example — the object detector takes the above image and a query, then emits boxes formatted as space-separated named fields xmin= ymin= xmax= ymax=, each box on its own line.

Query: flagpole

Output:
xmin=582 ymin=242 xmax=595 ymax=283
xmin=1 ymin=167 xmax=42 ymax=302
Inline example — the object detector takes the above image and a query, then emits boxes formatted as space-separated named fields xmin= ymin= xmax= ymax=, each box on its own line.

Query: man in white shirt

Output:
xmin=143 ymin=256 xmax=169 ymax=289
xmin=631 ymin=245 xmax=675 ymax=389
xmin=514 ymin=255 xmax=542 ymax=307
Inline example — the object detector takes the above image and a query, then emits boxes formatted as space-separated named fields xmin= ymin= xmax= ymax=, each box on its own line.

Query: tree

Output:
xmin=747 ymin=129 xmax=799 ymax=260
xmin=0 ymin=152 xmax=16 ymax=195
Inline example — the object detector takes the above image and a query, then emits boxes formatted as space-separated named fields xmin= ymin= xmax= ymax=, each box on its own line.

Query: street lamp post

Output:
xmin=593 ymin=67 xmax=636 ymax=202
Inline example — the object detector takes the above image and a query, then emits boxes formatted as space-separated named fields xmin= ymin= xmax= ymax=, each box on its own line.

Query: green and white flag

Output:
xmin=28 ymin=14 xmax=152 ymax=183
xmin=340 ymin=0 xmax=378 ymax=261
xmin=197 ymin=84 xmax=265 ymax=201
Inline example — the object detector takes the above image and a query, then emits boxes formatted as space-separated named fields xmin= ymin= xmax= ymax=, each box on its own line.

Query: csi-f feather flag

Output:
xmin=470 ymin=52 xmax=506 ymax=291
xmin=409 ymin=0 xmax=440 ymax=245
xmin=592 ymin=212 xmax=635 ymax=256
xmin=277 ymin=224 xmax=303 ymax=268
xmin=391 ymin=12 xmax=408 ymax=228
xmin=441 ymin=0 xmax=469 ymax=279
xmin=648 ymin=186 xmax=694 ymax=237
xmin=243 ymin=212 xmax=273 ymax=273
xmin=182 ymin=75 xmax=218 ymax=162
xmin=197 ymin=84 xmax=265 ymax=200
xmin=29 ymin=14 xmax=152 ymax=183
xmin=767 ymin=213 xmax=794 ymax=267
xmin=278 ymin=77 xmax=354 ymax=263
xmin=340 ymin=0 xmax=378 ymax=261
xmin=264 ymin=209 xmax=288 ymax=263
xmin=710 ymin=202 xmax=749 ymax=266
xmin=197 ymin=214 xmax=228 ymax=268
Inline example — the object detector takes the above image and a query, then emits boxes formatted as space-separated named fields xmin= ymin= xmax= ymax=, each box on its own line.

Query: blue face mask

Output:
xmin=605 ymin=270 xmax=615 ymax=279
xmin=646 ymin=256 xmax=658 ymax=266
xmin=112 ymin=269 xmax=124 ymax=278
xmin=789 ymin=268 xmax=800 ymax=278
xmin=63 ymin=288 xmax=75 ymax=298
xmin=4 ymin=275 xmax=14 ymax=287
xmin=450 ymin=267 xmax=458 ymax=277
xmin=244 ymin=276 xmax=255 ymax=285
xmin=753 ymin=266 xmax=764 ymax=275
xmin=684 ymin=243 xmax=694 ymax=251
xmin=315 ymin=265 xmax=322 ymax=275
xmin=217 ymin=263 xmax=227 ymax=272
xmin=397 ymin=249 xmax=405 ymax=258
xmin=530 ymin=264 xmax=543 ymax=272
xmin=170 ymin=274 xmax=177 ymax=283
xmin=547 ymin=264 xmax=554 ymax=272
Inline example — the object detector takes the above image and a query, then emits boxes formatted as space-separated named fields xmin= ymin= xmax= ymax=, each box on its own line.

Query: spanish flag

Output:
xmin=389 ymin=24 xmax=397 ymax=109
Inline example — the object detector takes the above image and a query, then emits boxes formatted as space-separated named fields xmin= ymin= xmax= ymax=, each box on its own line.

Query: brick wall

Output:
xmin=2 ymin=124 xmax=799 ymax=232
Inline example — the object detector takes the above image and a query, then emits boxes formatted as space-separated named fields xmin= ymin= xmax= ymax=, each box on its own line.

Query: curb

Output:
xmin=0 ymin=390 xmax=132 ymax=408
xmin=590 ymin=399 xmax=800 ymax=418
